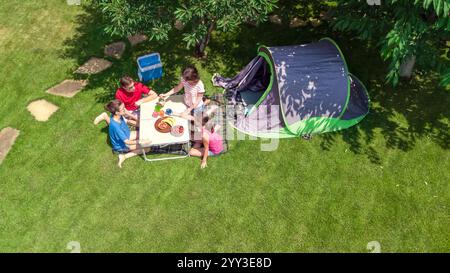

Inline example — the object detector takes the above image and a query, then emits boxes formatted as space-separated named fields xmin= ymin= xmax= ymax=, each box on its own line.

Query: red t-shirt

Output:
xmin=115 ymin=82 xmax=151 ymax=111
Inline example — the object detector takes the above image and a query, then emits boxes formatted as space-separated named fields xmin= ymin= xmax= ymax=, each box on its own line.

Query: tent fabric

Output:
xmin=341 ymin=73 xmax=370 ymax=121
xmin=213 ymin=38 xmax=370 ymax=138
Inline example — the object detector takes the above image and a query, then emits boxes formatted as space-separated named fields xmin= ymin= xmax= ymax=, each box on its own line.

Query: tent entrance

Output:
xmin=235 ymin=56 xmax=271 ymax=111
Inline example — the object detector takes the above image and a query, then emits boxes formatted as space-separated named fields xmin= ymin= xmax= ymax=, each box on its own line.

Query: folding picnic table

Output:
xmin=139 ymin=95 xmax=190 ymax=162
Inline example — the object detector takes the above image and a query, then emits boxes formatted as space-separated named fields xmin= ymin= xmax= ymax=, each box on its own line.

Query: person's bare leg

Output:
xmin=192 ymin=141 xmax=202 ymax=148
xmin=94 ymin=112 xmax=110 ymax=125
xmin=118 ymin=147 xmax=150 ymax=168
xmin=189 ymin=147 xmax=205 ymax=157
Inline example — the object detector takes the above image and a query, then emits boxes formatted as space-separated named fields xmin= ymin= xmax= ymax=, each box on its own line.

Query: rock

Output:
xmin=27 ymin=99 xmax=59 ymax=122
xmin=0 ymin=127 xmax=20 ymax=164
xmin=104 ymin=41 xmax=126 ymax=59
xmin=75 ymin=57 xmax=112 ymax=75
xmin=319 ymin=10 xmax=333 ymax=21
xmin=46 ymin=79 xmax=88 ymax=98
xmin=309 ymin=18 xmax=323 ymax=28
xmin=127 ymin=34 xmax=148 ymax=46
xmin=289 ymin=17 xmax=308 ymax=28
xmin=269 ymin=14 xmax=282 ymax=25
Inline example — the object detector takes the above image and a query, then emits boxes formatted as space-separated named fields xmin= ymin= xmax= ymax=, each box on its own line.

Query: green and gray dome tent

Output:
xmin=212 ymin=38 xmax=370 ymax=138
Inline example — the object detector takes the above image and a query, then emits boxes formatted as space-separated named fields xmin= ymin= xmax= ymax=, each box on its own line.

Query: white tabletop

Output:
xmin=139 ymin=95 xmax=190 ymax=147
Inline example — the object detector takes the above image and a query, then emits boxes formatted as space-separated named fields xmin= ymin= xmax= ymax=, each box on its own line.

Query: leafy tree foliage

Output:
xmin=97 ymin=0 xmax=277 ymax=56
xmin=332 ymin=0 xmax=449 ymax=87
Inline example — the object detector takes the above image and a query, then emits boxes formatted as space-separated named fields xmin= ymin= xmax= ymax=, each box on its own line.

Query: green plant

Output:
xmin=332 ymin=0 xmax=450 ymax=87
xmin=97 ymin=0 xmax=277 ymax=57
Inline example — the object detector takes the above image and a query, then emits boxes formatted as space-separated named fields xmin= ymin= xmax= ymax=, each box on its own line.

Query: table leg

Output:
xmin=141 ymin=142 xmax=190 ymax=162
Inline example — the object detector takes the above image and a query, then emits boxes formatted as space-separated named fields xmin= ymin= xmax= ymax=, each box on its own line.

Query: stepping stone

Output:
xmin=0 ymin=127 xmax=20 ymax=164
xmin=27 ymin=99 xmax=59 ymax=122
xmin=127 ymin=34 xmax=148 ymax=46
xmin=46 ymin=79 xmax=88 ymax=98
xmin=289 ymin=17 xmax=308 ymax=28
xmin=104 ymin=41 xmax=126 ymax=59
xmin=75 ymin=57 xmax=112 ymax=75
xmin=269 ymin=14 xmax=282 ymax=25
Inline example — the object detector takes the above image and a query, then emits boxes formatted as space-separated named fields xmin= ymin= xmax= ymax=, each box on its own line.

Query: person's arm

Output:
xmin=201 ymin=132 xmax=209 ymax=169
xmin=135 ymin=84 xmax=158 ymax=106
xmin=136 ymin=90 xmax=158 ymax=106
xmin=173 ymin=112 xmax=194 ymax=121
xmin=160 ymin=82 xmax=183 ymax=99
xmin=123 ymin=109 xmax=137 ymax=120
xmin=124 ymin=138 xmax=151 ymax=146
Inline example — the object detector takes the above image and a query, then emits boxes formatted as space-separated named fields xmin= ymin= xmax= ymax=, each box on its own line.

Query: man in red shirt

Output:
xmin=94 ymin=76 xmax=158 ymax=126
xmin=115 ymin=76 xmax=157 ymax=112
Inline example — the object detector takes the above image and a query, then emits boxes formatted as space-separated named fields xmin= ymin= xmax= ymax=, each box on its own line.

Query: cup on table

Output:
xmin=152 ymin=111 xmax=158 ymax=118
xmin=165 ymin=108 xmax=173 ymax=116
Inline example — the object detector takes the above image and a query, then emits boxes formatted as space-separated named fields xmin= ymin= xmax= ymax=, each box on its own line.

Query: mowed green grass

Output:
xmin=0 ymin=0 xmax=449 ymax=252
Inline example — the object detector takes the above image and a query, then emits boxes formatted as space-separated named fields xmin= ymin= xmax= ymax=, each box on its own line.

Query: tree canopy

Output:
xmin=331 ymin=0 xmax=449 ymax=87
xmin=97 ymin=0 xmax=277 ymax=56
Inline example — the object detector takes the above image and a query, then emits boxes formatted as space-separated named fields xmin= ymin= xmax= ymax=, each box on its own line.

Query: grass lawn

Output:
xmin=0 ymin=0 xmax=449 ymax=252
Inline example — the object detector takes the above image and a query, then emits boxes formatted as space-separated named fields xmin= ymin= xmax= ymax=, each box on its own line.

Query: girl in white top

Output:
xmin=160 ymin=65 xmax=205 ymax=115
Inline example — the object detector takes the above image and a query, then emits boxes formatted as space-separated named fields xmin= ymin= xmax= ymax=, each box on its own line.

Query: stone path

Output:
xmin=75 ymin=57 xmax=112 ymax=74
xmin=127 ymin=34 xmax=148 ymax=46
xmin=0 ymin=127 xmax=20 ymax=164
xmin=27 ymin=99 xmax=59 ymax=122
xmin=46 ymin=79 xmax=88 ymax=98
xmin=104 ymin=41 xmax=126 ymax=59
xmin=16 ymin=36 xmax=143 ymax=164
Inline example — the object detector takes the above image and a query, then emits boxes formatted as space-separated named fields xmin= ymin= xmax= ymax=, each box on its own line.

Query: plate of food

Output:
xmin=171 ymin=125 xmax=184 ymax=137
xmin=154 ymin=117 xmax=176 ymax=133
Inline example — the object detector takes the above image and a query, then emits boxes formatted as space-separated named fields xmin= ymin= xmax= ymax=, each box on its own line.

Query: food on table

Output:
xmin=171 ymin=125 xmax=184 ymax=137
xmin=163 ymin=117 xmax=175 ymax=127
xmin=152 ymin=111 xmax=158 ymax=118
xmin=158 ymin=122 xmax=169 ymax=130
xmin=154 ymin=118 xmax=172 ymax=133
xmin=159 ymin=110 xmax=165 ymax=117
xmin=154 ymin=117 xmax=177 ymax=133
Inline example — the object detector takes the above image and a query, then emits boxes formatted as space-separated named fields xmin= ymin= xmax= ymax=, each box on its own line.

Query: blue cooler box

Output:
xmin=137 ymin=53 xmax=163 ymax=82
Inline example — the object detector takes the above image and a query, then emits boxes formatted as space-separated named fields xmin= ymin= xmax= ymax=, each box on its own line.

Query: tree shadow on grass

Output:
xmin=203 ymin=21 xmax=330 ymax=77
xmin=60 ymin=4 xmax=193 ymax=104
xmin=319 ymin=37 xmax=450 ymax=164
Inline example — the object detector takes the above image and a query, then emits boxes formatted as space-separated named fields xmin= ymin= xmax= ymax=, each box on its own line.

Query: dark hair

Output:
xmin=182 ymin=65 xmax=199 ymax=81
xmin=202 ymin=116 xmax=210 ymax=126
xmin=105 ymin=100 xmax=123 ymax=114
xmin=119 ymin=76 xmax=134 ymax=88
